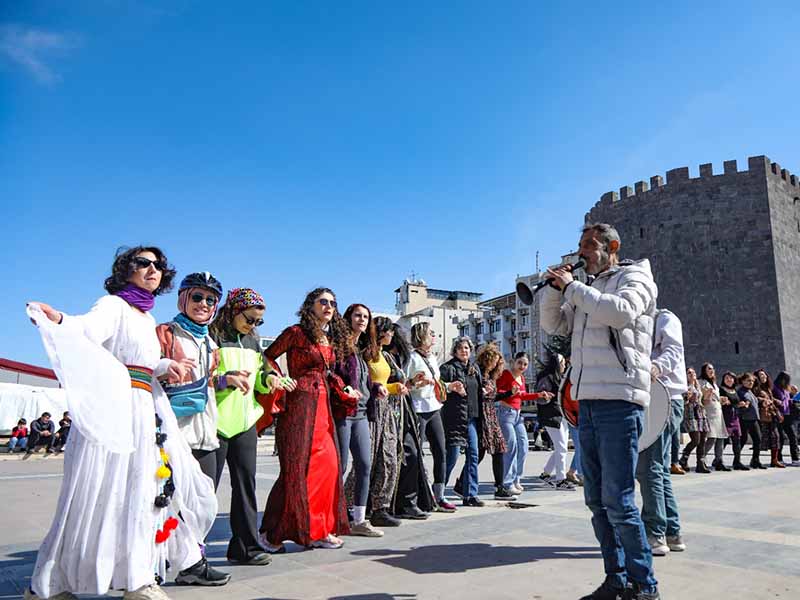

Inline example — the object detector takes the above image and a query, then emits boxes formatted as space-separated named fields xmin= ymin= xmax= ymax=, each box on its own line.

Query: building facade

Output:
xmin=585 ymin=155 xmax=800 ymax=376
xmin=395 ymin=278 xmax=484 ymax=361
xmin=456 ymin=292 xmax=517 ymax=363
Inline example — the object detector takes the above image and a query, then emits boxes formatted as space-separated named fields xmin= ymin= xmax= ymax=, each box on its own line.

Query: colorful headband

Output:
xmin=225 ymin=287 xmax=265 ymax=314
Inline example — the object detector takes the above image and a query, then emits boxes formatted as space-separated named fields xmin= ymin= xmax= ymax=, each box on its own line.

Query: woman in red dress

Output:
xmin=259 ymin=288 xmax=358 ymax=551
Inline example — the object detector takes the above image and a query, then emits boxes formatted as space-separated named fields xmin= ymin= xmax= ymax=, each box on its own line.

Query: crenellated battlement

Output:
xmin=591 ymin=155 xmax=799 ymax=210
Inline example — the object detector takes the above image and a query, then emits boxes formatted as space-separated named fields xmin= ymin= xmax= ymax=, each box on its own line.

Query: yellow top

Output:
xmin=367 ymin=352 xmax=404 ymax=396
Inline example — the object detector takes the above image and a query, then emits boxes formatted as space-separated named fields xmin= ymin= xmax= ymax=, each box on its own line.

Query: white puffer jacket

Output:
xmin=540 ymin=259 xmax=658 ymax=407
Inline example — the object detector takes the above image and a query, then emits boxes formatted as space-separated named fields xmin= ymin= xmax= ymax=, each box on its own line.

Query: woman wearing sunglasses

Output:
xmin=260 ymin=288 xmax=357 ymax=552
xmin=154 ymin=272 xmax=230 ymax=585
xmin=25 ymin=247 xmax=217 ymax=600
xmin=209 ymin=288 xmax=283 ymax=566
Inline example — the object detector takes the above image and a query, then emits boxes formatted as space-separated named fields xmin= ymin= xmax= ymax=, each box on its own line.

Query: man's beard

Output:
xmin=585 ymin=250 xmax=611 ymax=275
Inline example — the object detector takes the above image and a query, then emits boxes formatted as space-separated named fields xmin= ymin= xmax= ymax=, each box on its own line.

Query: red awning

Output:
xmin=0 ymin=358 xmax=57 ymax=380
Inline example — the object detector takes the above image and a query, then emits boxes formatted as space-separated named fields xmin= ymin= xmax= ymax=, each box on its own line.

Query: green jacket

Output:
xmin=213 ymin=331 xmax=274 ymax=438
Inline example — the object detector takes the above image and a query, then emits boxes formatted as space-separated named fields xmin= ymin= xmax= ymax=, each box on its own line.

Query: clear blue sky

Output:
xmin=3 ymin=1 xmax=799 ymax=366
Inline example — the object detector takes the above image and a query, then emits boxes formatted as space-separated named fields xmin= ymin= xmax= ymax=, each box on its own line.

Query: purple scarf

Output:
xmin=115 ymin=283 xmax=155 ymax=312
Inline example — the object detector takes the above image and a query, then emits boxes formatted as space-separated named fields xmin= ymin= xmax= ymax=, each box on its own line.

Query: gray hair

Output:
xmin=450 ymin=336 xmax=475 ymax=357
xmin=581 ymin=222 xmax=620 ymax=251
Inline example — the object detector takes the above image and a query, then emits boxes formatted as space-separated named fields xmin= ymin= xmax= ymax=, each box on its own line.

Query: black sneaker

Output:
xmin=396 ymin=506 xmax=429 ymax=520
xmin=370 ymin=509 xmax=402 ymax=527
xmin=624 ymin=583 xmax=661 ymax=600
xmin=228 ymin=552 xmax=272 ymax=566
xmin=176 ymin=558 xmax=232 ymax=586
xmin=555 ymin=479 xmax=576 ymax=491
xmin=462 ymin=497 xmax=485 ymax=507
xmin=579 ymin=578 xmax=626 ymax=600
xmin=494 ymin=487 xmax=518 ymax=500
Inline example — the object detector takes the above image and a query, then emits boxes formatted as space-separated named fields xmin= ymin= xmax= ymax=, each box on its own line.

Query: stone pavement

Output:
xmin=1 ymin=440 xmax=798 ymax=600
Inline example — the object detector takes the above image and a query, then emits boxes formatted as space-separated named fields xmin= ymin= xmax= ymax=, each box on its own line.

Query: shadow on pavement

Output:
xmin=351 ymin=543 xmax=600 ymax=574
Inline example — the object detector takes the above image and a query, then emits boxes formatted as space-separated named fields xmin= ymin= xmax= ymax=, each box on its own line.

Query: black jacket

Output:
xmin=535 ymin=373 xmax=563 ymax=429
xmin=439 ymin=358 xmax=483 ymax=447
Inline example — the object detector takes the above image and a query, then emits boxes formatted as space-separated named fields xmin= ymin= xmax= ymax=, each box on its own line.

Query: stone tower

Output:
xmin=585 ymin=155 xmax=800 ymax=377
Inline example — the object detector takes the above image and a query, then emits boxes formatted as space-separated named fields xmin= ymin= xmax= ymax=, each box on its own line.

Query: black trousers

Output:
xmin=26 ymin=430 xmax=55 ymax=452
xmin=193 ymin=448 xmax=219 ymax=487
xmin=741 ymin=420 xmax=762 ymax=465
xmin=417 ymin=410 xmax=446 ymax=484
xmin=214 ymin=425 xmax=261 ymax=561
xmin=778 ymin=413 xmax=798 ymax=463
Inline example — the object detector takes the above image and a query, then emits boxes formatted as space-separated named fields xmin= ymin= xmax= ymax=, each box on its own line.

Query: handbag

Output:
xmin=416 ymin=350 xmax=447 ymax=403
xmin=255 ymin=358 xmax=287 ymax=433
xmin=164 ymin=335 xmax=211 ymax=418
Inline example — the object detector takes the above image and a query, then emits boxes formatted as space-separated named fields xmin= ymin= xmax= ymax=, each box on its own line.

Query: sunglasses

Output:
xmin=132 ymin=256 xmax=166 ymax=271
xmin=240 ymin=313 xmax=264 ymax=327
xmin=318 ymin=298 xmax=338 ymax=308
xmin=190 ymin=293 xmax=218 ymax=307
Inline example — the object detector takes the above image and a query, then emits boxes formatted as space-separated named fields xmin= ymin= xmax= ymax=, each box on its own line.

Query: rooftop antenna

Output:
xmin=535 ymin=251 xmax=540 ymax=274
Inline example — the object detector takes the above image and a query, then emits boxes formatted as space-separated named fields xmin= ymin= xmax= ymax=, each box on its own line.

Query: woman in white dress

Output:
xmin=698 ymin=363 xmax=730 ymax=471
xmin=25 ymin=246 xmax=217 ymax=600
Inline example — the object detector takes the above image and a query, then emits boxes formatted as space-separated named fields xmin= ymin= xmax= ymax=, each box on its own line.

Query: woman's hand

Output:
xmin=268 ymin=374 xmax=297 ymax=392
xmin=540 ymin=391 xmax=555 ymax=401
xmin=226 ymin=371 xmax=251 ymax=393
xmin=166 ymin=358 xmax=196 ymax=381
xmin=28 ymin=302 xmax=62 ymax=324
xmin=448 ymin=381 xmax=466 ymax=396
xmin=395 ymin=382 xmax=409 ymax=396
xmin=346 ymin=387 xmax=363 ymax=400
xmin=376 ymin=384 xmax=389 ymax=399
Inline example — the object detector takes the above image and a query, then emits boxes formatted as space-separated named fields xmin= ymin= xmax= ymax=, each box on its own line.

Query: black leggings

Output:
xmin=417 ymin=410 xmax=447 ymax=485
xmin=727 ymin=432 xmax=743 ymax=465
xmin=682 ymin=431 xmax=707 ymax=463
xmin=779 ymin=414 xmax=799 ymax=463
xmin=478 ymin=449 xmax=505 ymax=487
xmin=741 ymin=420 xmax=762 ymax=464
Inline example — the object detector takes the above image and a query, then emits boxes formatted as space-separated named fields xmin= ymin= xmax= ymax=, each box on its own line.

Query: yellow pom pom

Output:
xmin=156 ymin=465 xmax=172 ymax=479
xmin=160 ymin=450 xmax=170 ymax=462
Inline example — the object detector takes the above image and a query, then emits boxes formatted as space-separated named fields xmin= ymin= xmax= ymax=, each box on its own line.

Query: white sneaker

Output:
xmin=123 ymin=584 xmax=171 ymax=600
xmin=648 ymin=535 xmax=670 ymax=556
xmin=349 ymin=520 xmax=384 ymax=537
xmin=24 ymin=590 xmax=78 ymax=600
xmin=511 ymin=482 xmax=524 ymax=494
xmin=258 ymin=531 xmax=285 ymax=553
xmin=310 ymin=534 xmax=344 ymax=549
xmin=790 ymin=460 xmax=800 ymax=467
xmin=667 ymin=534 xmax=687 ymax=552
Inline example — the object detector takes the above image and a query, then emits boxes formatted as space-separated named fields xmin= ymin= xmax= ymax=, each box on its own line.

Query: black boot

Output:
xmin=733 ymin=461 xmax=750 ymax=471
xmin=579 ymin=577 xmax=626 ymax=600
xmin=678 ymin=455 xmax=689 ymax=470
xmin=695 ymin=461 xmax=711 ymax=473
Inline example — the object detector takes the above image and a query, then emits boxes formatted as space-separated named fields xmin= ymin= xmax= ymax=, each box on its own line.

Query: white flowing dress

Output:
xmin=28 ymin=296 xmax=217 ymax=597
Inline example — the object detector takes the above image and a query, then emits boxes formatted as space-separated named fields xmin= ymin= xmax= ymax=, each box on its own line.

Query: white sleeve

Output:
xmin=652 ymin=314 xmax=685 ymax=377
xmin=62 ymin=295 xmax=125 ymax=346
xmin=539 ymin=286 xmax=575 ymax=336
xmin=564 ymin=272 xmax=655 ymax=329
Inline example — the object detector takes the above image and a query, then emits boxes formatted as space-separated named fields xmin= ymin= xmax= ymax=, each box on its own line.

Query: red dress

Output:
xmin=261 ymin=326 xmax=350 ymax=546
xmin=307 ymin=345 xmax=338 ymax=540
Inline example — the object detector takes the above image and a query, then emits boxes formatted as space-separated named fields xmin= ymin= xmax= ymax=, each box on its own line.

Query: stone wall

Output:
xmin=585 ymin=155 xmax=798 ymax=376
xmin=766 ymin=160 xmax=800 ymax=377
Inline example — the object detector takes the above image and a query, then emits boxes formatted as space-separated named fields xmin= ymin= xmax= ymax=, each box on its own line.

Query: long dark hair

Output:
xmin=753 ymin=368 xmax=774 ymax=397
xmin=535 ymin=351 xmax=562 ymax=388
xmin=104 ymin=246 xmax=176 ymax=296
xmin=699 ymin=363 xmax=716 ymax=384
xmin=371 ymin=316 xmax=394 ymax=362
xmin=385 ymin=323 xmax=412 ymax=369
xmin=775 ymin=371 xmax=791 ymax=390
xmin=297 ymin=288 xmax=351 ymax=361
xmin=343 ymin=303 xmax=379 ymax=362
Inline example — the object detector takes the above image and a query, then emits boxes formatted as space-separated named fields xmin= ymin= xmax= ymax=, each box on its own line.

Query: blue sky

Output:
xmin=3 ymin=1 xmax=799 ymax=366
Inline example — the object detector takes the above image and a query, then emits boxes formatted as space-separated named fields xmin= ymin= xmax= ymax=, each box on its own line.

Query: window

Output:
xmin=735 ymin=341 xmax=740 ymax=355
xmin=494 ymin=319 xmax=501 ymax=332
xmin=462 ymin=326 xmax=469 ymax=337
xmin=522 ymin=338 xmax=527 ymax=350
xmin=521 ymin=315 xmax=528 ymax=327
xmin=511 ymin=319 xmax=516 ymax=334
xmin=476 ymin=323 xmax=483 ymax=335
xmin=640 ymin=227 xmax=644 ymax=239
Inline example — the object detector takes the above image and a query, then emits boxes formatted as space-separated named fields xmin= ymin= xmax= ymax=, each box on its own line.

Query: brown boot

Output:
xmin=670 ymin=463 xmax=686 ymax=475
xmin=771 ymin=449 xmax=786 ymax=468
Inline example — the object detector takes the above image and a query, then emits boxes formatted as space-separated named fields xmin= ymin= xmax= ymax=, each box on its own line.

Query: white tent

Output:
xmin=0 ymin=382 xmax=68 ymax=435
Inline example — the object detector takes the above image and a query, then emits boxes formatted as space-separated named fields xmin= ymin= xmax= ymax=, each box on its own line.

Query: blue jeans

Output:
xmin=568 ymin=423 xmax=582 ymax=476
xmin=636 ymin=397 xmax=682 ymax=539
xmin=8 ymin=437 xmax=27 ymax=451
xmin=445 ymin=418 xmax=480 ymax=498
xmin=497 ymin=404 xmax=528 ymax=486
xmin=579 ymin=400 xmax=657 ymax=592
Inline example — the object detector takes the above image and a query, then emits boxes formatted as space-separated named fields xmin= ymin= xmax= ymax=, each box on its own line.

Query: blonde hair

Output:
xmin=410 ymin=322 xmax=432 ymax=349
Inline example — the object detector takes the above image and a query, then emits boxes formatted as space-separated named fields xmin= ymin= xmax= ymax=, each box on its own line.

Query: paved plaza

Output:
xmin=1 ymin=439 xmax=798 ymax=600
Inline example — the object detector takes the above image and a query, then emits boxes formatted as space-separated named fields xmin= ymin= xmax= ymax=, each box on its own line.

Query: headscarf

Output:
xmin=177 ymin=287 xmax=220 ymax=325
xmin=224 ymin=287 xmax=265 ymax=314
